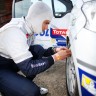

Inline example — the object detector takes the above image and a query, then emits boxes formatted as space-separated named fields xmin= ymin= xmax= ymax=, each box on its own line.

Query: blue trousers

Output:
xmin=0 ymin=45 xmax=45 ymax=96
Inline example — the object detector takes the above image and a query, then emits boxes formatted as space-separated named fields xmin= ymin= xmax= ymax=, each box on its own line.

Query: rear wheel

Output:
xmin=65 ymin=56 xmax=79 ymax=96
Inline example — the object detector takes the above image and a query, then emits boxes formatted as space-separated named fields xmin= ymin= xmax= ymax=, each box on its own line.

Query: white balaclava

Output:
xmin=25 ymin=1 xmax=53 ymax=34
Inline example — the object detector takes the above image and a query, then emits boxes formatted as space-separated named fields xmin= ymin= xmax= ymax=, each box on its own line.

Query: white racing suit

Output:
xmin=0 ymin=1 xmax=54 ymax=96
xmin=0 ymin=17 xmax=54 ymax=96
xmin=0 ymin=17 xmax=54 ymax=76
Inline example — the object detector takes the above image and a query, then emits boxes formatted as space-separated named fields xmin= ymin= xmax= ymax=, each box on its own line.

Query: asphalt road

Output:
xmin=34 ymin=60 xmax=68 ymax=96
xmin=0 ymin=60 xmax=67 ymax=96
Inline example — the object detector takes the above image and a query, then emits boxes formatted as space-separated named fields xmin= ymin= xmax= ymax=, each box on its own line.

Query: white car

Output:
xmin=60 ymin=0 xmax=96 ymax=96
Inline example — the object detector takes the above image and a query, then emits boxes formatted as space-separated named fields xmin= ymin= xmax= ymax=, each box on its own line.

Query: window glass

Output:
xmin=53 ymin=0 xmax=67 ymax=17
xmin=14 ymin=0 xmax=52 ymax=18
xmin=14 ymin=0 xmax=73 ymax=18
xmin=15 ymin=0 xmax=32 ymax=17
xmin=54 ymin=0 xmax=66 ymax=12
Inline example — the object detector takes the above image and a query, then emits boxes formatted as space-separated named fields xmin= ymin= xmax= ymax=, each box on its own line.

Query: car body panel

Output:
xmin=68 ymin=0 xmax=96 ymax=96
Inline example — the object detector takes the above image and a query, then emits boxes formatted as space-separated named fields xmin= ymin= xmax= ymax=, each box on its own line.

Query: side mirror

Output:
xmin=52 ymin=0 xmax=73 ymax=18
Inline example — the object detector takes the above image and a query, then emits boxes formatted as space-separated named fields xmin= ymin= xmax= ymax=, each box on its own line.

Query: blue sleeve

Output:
xmin=17 ymin=56 xmax=54 ymax=76
xmin=29 ymin=45 xmax=54 ymax=57
xmin=43 ymin=47 xmax=55 ymax=56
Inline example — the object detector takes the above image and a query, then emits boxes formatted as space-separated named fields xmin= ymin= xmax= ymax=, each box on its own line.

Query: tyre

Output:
xmin=65 ymin=56 xmax=79 ymax=96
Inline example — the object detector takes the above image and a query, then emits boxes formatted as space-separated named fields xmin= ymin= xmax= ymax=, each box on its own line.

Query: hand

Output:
xmin=52 ymin=49 xmax=71 ymax=61
xmin=55 ymin=47 xmax=68 ymax=53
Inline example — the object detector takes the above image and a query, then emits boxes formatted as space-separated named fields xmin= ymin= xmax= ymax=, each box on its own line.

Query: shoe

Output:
xmin=0 ymin=92 xmax=3 ymax=96
xmin=40 ymin=87 xmax=48 ymax=95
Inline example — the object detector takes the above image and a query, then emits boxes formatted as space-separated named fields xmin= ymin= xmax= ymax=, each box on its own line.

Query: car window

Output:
xmin=52 ymin=0 xmax=73 ymax=18
xmin=13 ymin=0 xmax=72 ymax=18
xmin=14 ymin=0 xmax=32 ymax=17
xmin=14 ymin=0 xmax=52 ymax=18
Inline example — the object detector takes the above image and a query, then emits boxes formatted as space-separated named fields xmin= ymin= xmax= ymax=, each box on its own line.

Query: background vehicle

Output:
xmin=12 ymin=0 xmax=73 ymax=48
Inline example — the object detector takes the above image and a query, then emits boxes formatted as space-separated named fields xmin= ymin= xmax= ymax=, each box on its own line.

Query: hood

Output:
xmin=25 ymin=1 xmax=53 ymax=34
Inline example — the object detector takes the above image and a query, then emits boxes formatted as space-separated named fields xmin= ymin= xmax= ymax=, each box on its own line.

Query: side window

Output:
xmin=52 ymin=0 xmax=73 ymax=18
xmin=13 ymin=0 xmax=73 ymax=18
xmin=13 ymin=0 xmax=52 ymax=18
xmin=13 ymin=0 xmax=32 ymax=18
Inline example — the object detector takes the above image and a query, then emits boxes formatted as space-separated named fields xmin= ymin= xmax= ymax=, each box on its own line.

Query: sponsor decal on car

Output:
xmin=79 ymin=68 xmax=96 ymax=96
xmin=50 ymin=28 xmax=68 ymax=46
xmin=34 ymin=28 xmax=68 ymax=48
xmin=82 ymin=74 xmax=96 ymax=95
xmin=52 ymin=29 xmax=67 ymax=36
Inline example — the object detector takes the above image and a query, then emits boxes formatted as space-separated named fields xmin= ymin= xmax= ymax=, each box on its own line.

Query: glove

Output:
xmin=52 ymin=49 xmax=71 ymax=61
xmin=52 ymin=46 xmax=68 ymax=53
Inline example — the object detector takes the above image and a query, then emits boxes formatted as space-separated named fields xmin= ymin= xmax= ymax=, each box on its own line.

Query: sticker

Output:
xmin=79 ymin=68 xmax=96 ymax=96
xmin=52 ymin=29 xmax=67 ymax=36
xmin=82 ymin=74 xmax=96 ymax=95
xmin=34 ymin=28 xmax=67 ymax=47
